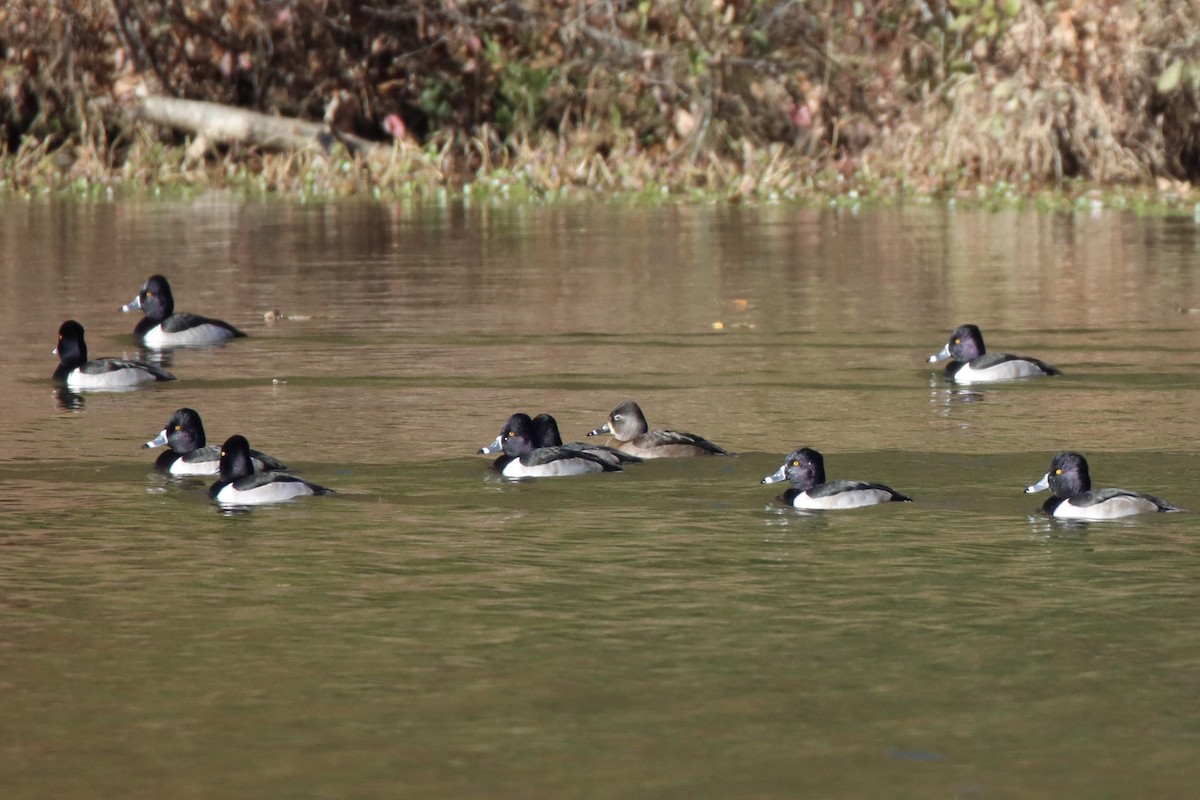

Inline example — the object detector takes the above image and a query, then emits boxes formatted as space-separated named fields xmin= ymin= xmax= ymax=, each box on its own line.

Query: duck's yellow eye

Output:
xmin=954 ymin=337 xmax=961 ymax=344
xmin=220 ymin=450 xmax=226 ymax=457
xmin=174 ymin=425 xmax=181 ymax=431
xmin=505 ymin=430 xmax=514 ymax=438
xmin=1055 ymin=468 xmax=1062 ymax=475
xmin=792 ymin=460 xmax=800 ymax=466
xmin=146 ymin=291 xmax=154 ymax=297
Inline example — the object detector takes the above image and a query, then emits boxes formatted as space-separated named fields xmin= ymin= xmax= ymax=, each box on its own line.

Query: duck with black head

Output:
xmin=1024 ymin=452 xmax=1180 ymax=519
xmin=209 ymin=434 xmax=333 ymax=505
xmin=928 ymin=324 xmax=1061 ymax=384
xmin=121 ymin=274 xmax=246 ymax=347
xmin=762 ymin=447 xmax=912 ymax=510
xmin=53 ymin=320 xmax=176 ymax=390
xmin=143 ymin=408 xmax=286 ymax=476
xmin=479 ymin=413 xmax=623 ymax=478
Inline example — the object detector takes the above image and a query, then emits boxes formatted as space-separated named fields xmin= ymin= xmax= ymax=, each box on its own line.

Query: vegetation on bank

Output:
xmin=3 ymin=1 xmax=1200 ymax=208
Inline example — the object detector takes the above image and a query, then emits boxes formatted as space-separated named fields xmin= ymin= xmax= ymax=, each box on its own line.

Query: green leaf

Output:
xmin=947 ymin=14 xmax=974 ymax=33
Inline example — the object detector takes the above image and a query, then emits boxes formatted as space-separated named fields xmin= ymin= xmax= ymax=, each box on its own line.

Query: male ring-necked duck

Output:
xmin=586 ymin=400 xmax=729 ymax=458
xmin=144 ymin=407 xmax=287 ymax=476
xmin=479 ymin=413 xmax=622 ymax=478
xmin=927 ymin=324 xmax=1061 ymax=384
xmin=1024 ymin=451 xmax=1180 ymax=519
xmin=53 ymin=320 xmax=176 ymax=389
xmin=121 ymin=274 xmax=246 ymax=347
xmin=762 ymin=447 xmax=912 ymax=509
xmin=209 ymin=434 xmax=333 ymax=505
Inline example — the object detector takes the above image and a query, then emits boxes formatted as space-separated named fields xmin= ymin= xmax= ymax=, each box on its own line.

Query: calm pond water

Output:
xmin=2 ymin=197 xmax=1199 ymax=798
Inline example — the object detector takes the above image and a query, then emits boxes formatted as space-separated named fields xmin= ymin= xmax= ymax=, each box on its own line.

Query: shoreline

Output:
xmin=2 ymin=139 xmax=1198 ymax=216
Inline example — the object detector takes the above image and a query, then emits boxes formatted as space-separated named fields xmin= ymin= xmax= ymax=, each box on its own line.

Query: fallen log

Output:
xmin=129 ymin=94 xmax=388 ymax=158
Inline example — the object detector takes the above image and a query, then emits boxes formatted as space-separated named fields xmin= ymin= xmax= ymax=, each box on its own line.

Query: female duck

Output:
xmin=53 ymin=320 xmax=176 ymax=390
xmin=209 ymin=434 xmax=332 ymax=505
xmin=587 ymin=400 xmax=728 ymax=458
xmin=121 ymin=274 xmax=246 ymax=347
xmin=144 ymin=407 xmax=287 ymax=476
xmin=762 ymin=447 xmax=912 ymax=510
xmin=928 ymin=324 xmax=1061 ymax=384
xmin=1024 ymin=451 xmax=1180 ymax=519
xmin=480 ymin=413 xmax=622 ymax=478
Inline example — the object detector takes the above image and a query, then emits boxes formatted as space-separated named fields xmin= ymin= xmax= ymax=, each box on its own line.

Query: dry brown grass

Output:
xmin=3 ymin=1 xmax=1200 ymax=203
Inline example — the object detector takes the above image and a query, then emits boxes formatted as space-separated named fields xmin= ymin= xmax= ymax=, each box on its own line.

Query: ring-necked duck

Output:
xmin=928 ymin=324 xmax=1061 ymax=384
xmin=209 ymin=434 xmax=332 ymax=505
xmin=761 ymin=447 xmax=912 ymax=509
xmin=53 ymin=320 xmax=176 ymax=389
xmin=1024 ymin=451 xmax=1180 ymax=519
xmin=586 ymin=400 xmax=729 ymax=458
xmin=121 ymin=274 xmax=246 ymax=347
xmin=144 ymin=407 xmax=287 ymax=476
xmin=479 ymin=413 xmax=622 ymax=478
